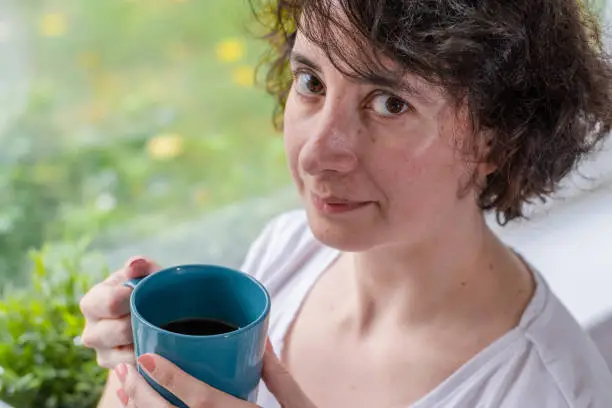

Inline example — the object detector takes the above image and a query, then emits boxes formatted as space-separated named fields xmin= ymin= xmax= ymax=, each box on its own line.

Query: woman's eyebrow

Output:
xmin=290 ymin=51 xmax=323 ymax=73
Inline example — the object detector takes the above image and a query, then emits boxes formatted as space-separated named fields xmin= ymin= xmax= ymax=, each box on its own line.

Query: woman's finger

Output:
xmin=119 ymin=363 xmax=173 ymax=408
xmin=96 ymin=345 xmax=136 ymax=369
xmin=82 ymin=316 xmax=133 ymax=349
xmin=80 ymin=276 xmax=133 ymax=320
xmin=80 ymin=257 xmax=160 ymax=320
xmin=122 ymin=256 xmax=162 ymax=280
xmin=136 ymin=354 xmax=252 ymax=408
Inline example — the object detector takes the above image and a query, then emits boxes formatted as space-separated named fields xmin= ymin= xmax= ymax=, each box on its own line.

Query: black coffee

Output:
xmin=161 ymin=318 xmax=238 ymax=335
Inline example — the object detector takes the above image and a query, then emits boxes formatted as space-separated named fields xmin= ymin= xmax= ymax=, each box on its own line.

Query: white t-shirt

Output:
xmin=241 ymin=210 xmax=612 ymax=408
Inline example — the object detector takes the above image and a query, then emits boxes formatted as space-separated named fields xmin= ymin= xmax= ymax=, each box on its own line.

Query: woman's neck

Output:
xmin=341 ymin=215 xmax=535 ymax=335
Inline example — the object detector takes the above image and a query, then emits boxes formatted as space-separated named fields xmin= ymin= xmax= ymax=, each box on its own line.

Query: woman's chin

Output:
xmin=305 ymin=207 xmax=378 ymax=252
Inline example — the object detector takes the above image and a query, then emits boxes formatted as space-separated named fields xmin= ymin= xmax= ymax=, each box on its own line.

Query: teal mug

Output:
xmin=125 ymin=264 xmax=271 ymax=407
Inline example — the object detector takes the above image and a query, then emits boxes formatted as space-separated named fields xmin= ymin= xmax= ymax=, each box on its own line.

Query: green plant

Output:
xmin=0 ymin=240 xmax=109 ymax=408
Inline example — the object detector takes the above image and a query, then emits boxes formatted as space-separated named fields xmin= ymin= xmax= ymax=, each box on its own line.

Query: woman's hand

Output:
xmin=79 ymin=257 xmax=161 ymax=368
xmin=115 ymin=341 xmax=316 ymax=408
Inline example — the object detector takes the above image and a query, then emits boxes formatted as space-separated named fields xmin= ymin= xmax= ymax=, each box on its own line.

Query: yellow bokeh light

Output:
xmin=147 ymin=133 xmax=185 ymax=160
xmin=215 ymin=38 xmax=246 ymax=63
xmin=194 ymin=188 xmax=210 ymax=204
xmin=40 ymin=12 xmax=68 ymax=38
xmin=77 ymin=52 xmax=101 ymax=70
xmin=232 ymin=65 xmax=255 ymax=87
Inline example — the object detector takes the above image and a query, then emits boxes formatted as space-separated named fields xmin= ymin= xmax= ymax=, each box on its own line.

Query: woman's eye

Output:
xmin=294 ymin=72 xmax=325 ymax=96
xmin=371 ymin=94 xmax=410 ymax=117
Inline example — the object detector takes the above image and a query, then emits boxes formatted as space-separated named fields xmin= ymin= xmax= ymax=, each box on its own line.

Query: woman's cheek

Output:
xmin=285 ymin=138 xmax=301 ymax=182
xmin=284 ymin=101 xmax=309 ymax=185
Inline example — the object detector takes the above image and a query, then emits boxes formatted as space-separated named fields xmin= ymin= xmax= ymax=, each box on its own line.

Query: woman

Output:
xmin=80 ymin=0 xmax=612 ymax=406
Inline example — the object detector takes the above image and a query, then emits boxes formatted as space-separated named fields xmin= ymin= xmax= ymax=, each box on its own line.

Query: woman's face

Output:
xmin=284 ymin=33 xmax=486 ymax=252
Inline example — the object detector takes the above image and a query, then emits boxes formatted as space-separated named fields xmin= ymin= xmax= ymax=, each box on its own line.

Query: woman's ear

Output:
xmin=476 ymin=130 xmax=497 ymax=177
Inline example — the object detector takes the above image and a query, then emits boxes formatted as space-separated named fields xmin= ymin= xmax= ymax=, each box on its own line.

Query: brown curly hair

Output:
xmin=251 ymin=0 xmax=612 ymax=225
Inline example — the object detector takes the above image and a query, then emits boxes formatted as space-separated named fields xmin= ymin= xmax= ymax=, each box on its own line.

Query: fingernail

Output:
xmin=128 ymin=258 xmax=147 ymax=269
xmin=138 ymin=354 xmax=156 ymax=373
xmin=116 ymin=388 xmax=129 ymax=406
xmin=114 ymin=363 xmax=127 ymax=383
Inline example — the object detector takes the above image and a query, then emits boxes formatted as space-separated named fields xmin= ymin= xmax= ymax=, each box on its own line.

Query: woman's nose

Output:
xmin=299 ymin=109 xmax=359 ymax=176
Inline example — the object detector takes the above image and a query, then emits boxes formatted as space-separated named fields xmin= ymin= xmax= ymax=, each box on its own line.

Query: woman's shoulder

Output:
xmin=420 ymin=272 xmax=612 ymax=408
xmin=239 ymin=209 xmax=333 ymax=292
xmin=515 ymin=277 xmax=612 ymax=407
xmin=480 ymin=273 xmax=612 ymax=407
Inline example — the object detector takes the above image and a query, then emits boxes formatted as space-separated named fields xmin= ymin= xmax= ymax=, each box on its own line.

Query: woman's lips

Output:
xmin=311 ymin=194 xmax=373 ymax=214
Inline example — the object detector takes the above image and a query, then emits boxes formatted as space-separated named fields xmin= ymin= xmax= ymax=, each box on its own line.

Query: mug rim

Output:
xmin=129 ymin=264 xmax=271 ymax=339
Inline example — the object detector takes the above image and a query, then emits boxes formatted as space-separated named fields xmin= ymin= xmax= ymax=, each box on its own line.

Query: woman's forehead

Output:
xmin=292 ymin=32 xmax=323 ymax=58
xmin=292 ymin=30 xmax=397 ymax=80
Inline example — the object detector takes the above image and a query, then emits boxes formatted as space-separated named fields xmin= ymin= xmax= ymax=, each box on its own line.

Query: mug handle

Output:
xmin=123 ymin=277 xmax=146 ymax=289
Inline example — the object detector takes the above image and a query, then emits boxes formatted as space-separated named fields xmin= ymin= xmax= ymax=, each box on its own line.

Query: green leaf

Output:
xmin=0 ymin=243 xmax=107 ymax=407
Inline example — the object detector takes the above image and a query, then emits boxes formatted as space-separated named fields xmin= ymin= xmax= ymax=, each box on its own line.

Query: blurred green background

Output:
xmin=0 ymin=0 xmax=290 ymax=288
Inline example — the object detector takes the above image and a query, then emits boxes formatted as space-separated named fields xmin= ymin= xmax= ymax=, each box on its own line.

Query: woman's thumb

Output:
xmin=124 ymin=257 xmax=161 ymax=280
xmin=262 ymin=340 xmax=315 ymax=408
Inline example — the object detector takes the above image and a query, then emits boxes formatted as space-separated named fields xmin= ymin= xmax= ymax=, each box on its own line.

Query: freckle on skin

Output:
xmin=460 ymin=281 xmax=467 ymax=287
